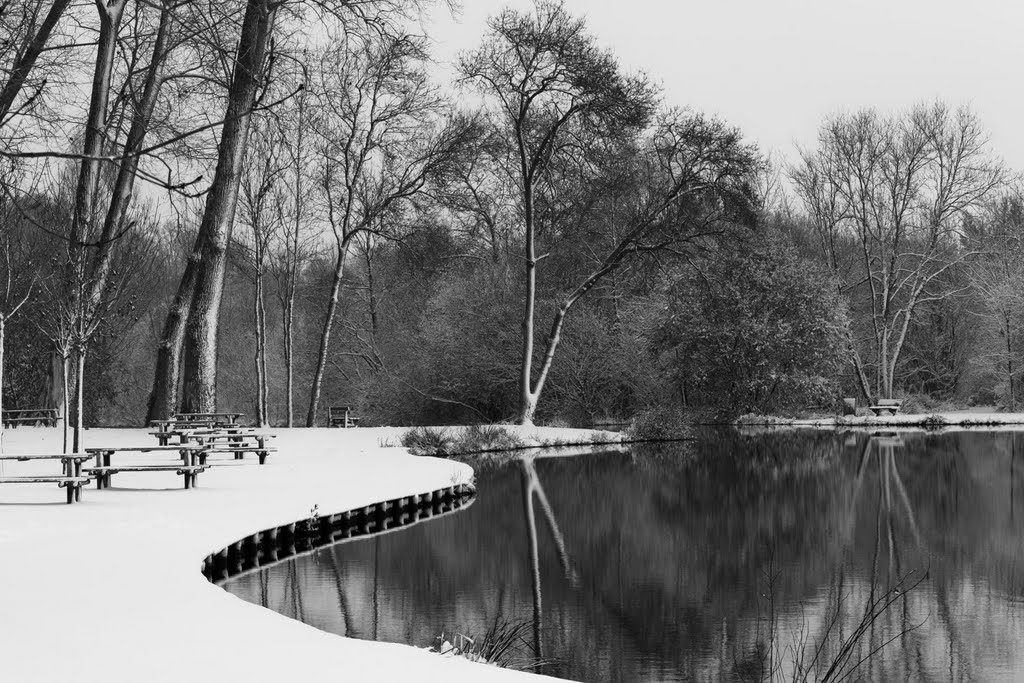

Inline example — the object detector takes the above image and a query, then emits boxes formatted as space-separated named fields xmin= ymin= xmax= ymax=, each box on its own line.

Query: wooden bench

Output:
xmin=84 ymin=445 xmax=207 ymax=489
xmin=0 ymin=453 xmax=94 ymax=503
xmin=867 ymin=399 xmax=904 ymax=416
xmin=2 ymin=408 xmax=59 ymax=428
xmin=328 ymin=406 xmax=360 ymax=428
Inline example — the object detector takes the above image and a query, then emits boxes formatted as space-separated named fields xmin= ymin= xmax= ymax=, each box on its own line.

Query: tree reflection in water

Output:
xmin=223 ymin=431 xmax=1024 ymax=682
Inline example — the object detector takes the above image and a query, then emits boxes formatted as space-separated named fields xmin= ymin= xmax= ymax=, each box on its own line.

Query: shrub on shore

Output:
xmin=401 ymin=425 xmax=525 ymax=456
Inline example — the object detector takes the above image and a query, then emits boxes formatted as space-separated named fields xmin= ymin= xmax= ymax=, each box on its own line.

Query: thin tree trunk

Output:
xmin=254 ymin=264 xmax=268 ymax=426
xmin=283 ymin=276 xmax=295 ymax=426
xmin=284 ymin=86 xmax=306 ymax=428
xmin=179 ymin=0 xmax=277 ymax=413
xmin=364 ymin=241 xmax=378 ymax=336
xmin=252 ymin=269 xmax=265 ymax=425
xmin=305 ymin=247 xmax=347 ymax=426
xmin=72 ymin=349 xmax=85 ymax=453
xmin=1008 ymin=315 xmax=1016 ymax=412
xmin=61 ymin=354 xmax=69 ymax=453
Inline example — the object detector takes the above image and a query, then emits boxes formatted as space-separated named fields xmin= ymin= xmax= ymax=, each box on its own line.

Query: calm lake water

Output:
xmin=222 ymin=431 xmax=1024 ymax=681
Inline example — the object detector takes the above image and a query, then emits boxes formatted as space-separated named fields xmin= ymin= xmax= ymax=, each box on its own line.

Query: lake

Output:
xmin=221 ymin=430 xmax=1024 ymax=681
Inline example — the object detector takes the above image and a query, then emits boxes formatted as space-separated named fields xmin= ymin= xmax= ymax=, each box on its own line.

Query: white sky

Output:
xmin=424 ymin=0 xmax=1024 ymax=170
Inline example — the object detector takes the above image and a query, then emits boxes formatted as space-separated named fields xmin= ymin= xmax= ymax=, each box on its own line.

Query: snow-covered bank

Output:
xmin=0 ymin=427 xmax=581 ymax=683
xmin=735 ymin=411 xmax=1024 ymax=430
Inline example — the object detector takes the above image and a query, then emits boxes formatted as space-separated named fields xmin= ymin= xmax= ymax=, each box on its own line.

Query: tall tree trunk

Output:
xmin=253 ymin=264 xmax=268 ymax=426
xmin=283 ymin=86 xmax=306 ymax=428
xmin=85 ymin=0 xmax=173 ymax=312
xmin=179 ymin=0 xmax=277 ymax=413
xmin=72 ymin=349 xmax=85 ymax=453
xmin=69 ymin=0 xmax=127 ymax=252
xmin=147 ymin=249 xmax=200 ymax=420
xmin=305 ymin=247 xmax=347 ymax=426
xmin=518 ymin=189 xmax=537 ymax=426
xmin=283 ymin=274 xmax=295 ymax=426
xmin=61 ymin=354 xmax=69 ymax=453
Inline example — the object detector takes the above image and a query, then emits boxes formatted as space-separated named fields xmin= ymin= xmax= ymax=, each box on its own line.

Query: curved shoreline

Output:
xmin=0 ymin=426 xmax=572 ymax=683
xmin=206 ymin=483 xmax=476 ymax=585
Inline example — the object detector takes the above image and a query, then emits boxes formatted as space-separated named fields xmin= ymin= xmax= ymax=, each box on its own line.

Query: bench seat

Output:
xmin=0 ymin=476 xmax=91 ymax=503
xmin=867 ymin=399 xmax=904 ymax=416
xmin=202 ymin=446 xmax=277 ymax=465
xmin=84 ymin=464 xmax=207 ymax=490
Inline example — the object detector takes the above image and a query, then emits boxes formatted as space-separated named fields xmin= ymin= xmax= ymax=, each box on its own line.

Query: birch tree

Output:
xmin=792 ymin=103 xmax=1003 ymax=400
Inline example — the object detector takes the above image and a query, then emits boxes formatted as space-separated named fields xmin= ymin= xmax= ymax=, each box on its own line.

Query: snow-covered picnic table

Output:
xmin=84 ymin=444 xmax=208 ymax=489
xmin=0 ymin=452 xmax=93 ymax=503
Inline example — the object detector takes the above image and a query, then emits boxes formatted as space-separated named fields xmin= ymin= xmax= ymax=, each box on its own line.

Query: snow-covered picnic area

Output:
xmin=0 ymin=427 xmax=573 ymax=682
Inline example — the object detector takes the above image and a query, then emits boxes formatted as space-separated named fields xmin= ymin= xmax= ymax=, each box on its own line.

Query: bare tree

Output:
xmin=792 ymin=103 xmax=1003 ymax=400
xmin=461 ymin=1 xmax=758 ymax=424
xmin=237 ymin=114 xmax=288 ymax=426
xmin=302 ymin=30 xmax=471 ymax=426
xmin=270 ymin=65 xmax=318 ymax=427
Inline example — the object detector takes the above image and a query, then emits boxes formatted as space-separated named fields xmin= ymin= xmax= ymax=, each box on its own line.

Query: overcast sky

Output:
xmin=424 ymin=0 xmax=1024 ymax=171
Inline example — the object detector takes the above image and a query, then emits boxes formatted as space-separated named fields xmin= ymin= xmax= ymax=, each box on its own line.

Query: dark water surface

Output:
xmin=222 ymin=431 xmax=1024 ymax=681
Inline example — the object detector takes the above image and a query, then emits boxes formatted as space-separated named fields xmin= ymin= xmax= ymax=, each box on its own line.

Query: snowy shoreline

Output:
xmin=735 ymin=411 xmax=1024 ymax=430
xmin=0 ymin=426 xmax=607 ymax=683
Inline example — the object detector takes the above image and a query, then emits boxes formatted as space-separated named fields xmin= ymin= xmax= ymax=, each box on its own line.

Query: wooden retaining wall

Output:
xmin=202 ymin=483 xmax=476 ymax=584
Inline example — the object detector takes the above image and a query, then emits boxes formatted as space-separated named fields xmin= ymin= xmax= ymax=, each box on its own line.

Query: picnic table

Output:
xmin=150 ymin=421 xmax=236 ymax=445
xmin=174 ymin=412 xmax=244 ymax=427
xmin=154 ymin=428 xmax=277 ymax=464
xmin=2 ymin=408 xmax=59 ymax=428
xmin=0 ymin=453 xmax=93 ymax=503
xmin=83 ymin=445 xmax=207 ymax=489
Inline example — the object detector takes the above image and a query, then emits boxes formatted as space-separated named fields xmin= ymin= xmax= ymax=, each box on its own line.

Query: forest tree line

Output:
xmin=0 ymin=0 xmax=1021 ymax=432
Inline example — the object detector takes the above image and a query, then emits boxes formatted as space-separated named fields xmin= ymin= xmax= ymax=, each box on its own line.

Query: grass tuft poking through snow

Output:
xmin=430 ymin=618 xmax=541 ymax=671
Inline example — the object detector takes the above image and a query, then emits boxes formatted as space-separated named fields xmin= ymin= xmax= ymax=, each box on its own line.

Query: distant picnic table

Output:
xmin=151 ymin=427 xmax=277 ymax=464
xmin=2 ymin=408 xmax=59 ymax=428
xmin=173 ymin=412 xmax=244 ymax=426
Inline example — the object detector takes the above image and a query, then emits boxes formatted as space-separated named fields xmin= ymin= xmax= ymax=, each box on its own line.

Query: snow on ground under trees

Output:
xmin=0 ymin=426 xmax=600 ymax=683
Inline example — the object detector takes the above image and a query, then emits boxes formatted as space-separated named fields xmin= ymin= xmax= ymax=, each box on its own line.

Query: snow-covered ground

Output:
xmin=0 ymin=426 xmax=604 ymax=683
